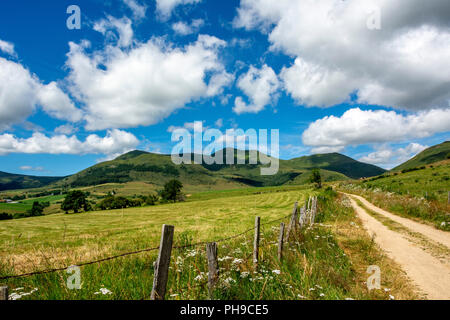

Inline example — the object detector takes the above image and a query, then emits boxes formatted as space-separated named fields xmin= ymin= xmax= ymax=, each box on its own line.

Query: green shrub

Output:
xmin=159 ymin=179 xmax=184 ymax=203
xmin=0 ymin=212 xmax=13 ymax=220
xmin=61 ymin=190 xmax=90 ymax=213
xmin=145 ymin=194 xmax=159 ymax=206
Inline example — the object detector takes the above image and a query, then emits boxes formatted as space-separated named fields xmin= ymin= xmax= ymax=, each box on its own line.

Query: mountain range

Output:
xmin=0 ymin=149 xmax=387 ymax=192
xmin=3 ymin=142 xmax=447 ymax=192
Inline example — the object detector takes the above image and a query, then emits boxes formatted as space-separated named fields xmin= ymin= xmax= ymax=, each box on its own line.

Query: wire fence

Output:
xmin=0 ymin=212 xmax=294 ymax=281
xmin=0 ymin=196 xmax=319 ymax=301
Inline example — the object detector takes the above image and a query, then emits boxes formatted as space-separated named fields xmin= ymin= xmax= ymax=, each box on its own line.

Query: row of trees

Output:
xmin=0 ymin=200 xmax=50 ymax=220
xmin=60 ymin=179 xmax=184 ymax=214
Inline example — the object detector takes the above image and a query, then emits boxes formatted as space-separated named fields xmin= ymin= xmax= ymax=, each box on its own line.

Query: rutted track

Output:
xmin=347 ymin=193 xmax=450 ymax=248
xmin=344 ymin=193 xmax=450 ymax=300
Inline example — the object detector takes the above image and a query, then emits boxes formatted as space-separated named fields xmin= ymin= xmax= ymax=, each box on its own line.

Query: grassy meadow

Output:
xmin=339 ymin=160 xmax=450 ymax=230
xmin=0 ymin=186 xmax=418 ymax=300
xmin=0 ymin=194 xmax=66 ymax=215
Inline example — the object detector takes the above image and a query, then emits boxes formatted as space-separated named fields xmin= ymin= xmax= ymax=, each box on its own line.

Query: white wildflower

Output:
xmin=194 ymin=273 xmax=206 ymax=281
xmin=185 ymin=250 xmax=198 ymax=258
xmin=272 ymin=270 xmax=281 ymax=275
xmin=224 ymin=277 xmax=236 ymax=285
xmin=176 ymin=256 xmax=183 ymax=266
xmin=8 ymin=288 xmax=38 ymax=300
xmin=94 ymin=286 xmax=112 ymax=295
xmin=218 ymin=256 xmax=232 ymax=262
xmin=9 ymin=293 xmax=22 ymax=300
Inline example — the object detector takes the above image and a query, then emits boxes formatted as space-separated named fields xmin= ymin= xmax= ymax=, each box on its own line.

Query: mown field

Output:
xmin=0 ymin=187 xmax=417 ymax=300
xmin=339 ymin=160 xmax=450 ymax=230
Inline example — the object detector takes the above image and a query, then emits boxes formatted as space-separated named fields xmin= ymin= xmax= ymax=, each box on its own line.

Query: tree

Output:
xmin=0 ymin=212 xmax=13 ymax=220
xmin=30 ymin=201 xmax=44 ymax=216
xmin=96 ymin=195 xmax=144 ymax=210
xmin=61 ymin=190 xmax=90 ymax=213
xmin=310 ymin=168 xmax=322 ymax=189
xmin=145 ymin=194 xmax=159 ymax=206
xmin=159 ymin=179 xmax=183 ymax=203
xmin=111 ymin=196 xmax=129 ymax=209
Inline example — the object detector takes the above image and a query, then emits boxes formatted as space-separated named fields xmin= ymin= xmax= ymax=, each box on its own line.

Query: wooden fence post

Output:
xmin=311 ymin=197 xmax=317 ymax=224
xmin=299 ymin=206 xmax=305 ymax=228
xmin=0 ymin=286 xmax=8 ymax=300
xmin=285 ymin=202 xmax=298 ymax=241
xmin=206 ymin=242 xmax=219 ymax=300
xmin=253 ymin=216 xmax=261 ymax=268
xmin=278 ymin=223 xmax=285 ymax=261
xmin=151 ymin=224 xmax=174 ymax=300
xmin=294 ymin=203 xmax=299 ymax=230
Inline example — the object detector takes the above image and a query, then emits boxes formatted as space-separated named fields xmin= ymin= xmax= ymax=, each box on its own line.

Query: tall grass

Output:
xmin=341 ymin=184 xmax=449 ymax=231
xmin=338 ymin=162 xmax=449 ymax=231
xmin=1 ymin=188 xmax=417 ymax=300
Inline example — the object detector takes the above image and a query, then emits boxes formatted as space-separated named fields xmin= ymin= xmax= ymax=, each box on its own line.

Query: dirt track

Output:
xmin=344 ymin=193 xmax=450 ymax=300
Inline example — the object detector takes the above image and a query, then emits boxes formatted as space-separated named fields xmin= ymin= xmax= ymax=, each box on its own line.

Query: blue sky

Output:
xmin=0 ymin=0 xmax=449 ymax=176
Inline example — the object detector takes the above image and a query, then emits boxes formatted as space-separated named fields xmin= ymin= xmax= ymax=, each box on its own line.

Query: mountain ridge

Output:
xmin=393 ymin=141 xmax=450 ymax=171
xmin=0 ymin=149 xmax=386 ymax=192
xmin=0 ymin=171 xmax=64 ymax=191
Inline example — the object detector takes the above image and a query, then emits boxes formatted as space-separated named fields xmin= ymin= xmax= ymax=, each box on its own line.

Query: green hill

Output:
xmin=0 ymin=171 xmax=63 ymax=191
xmin=0 ymin=149 xmax=385 ymax=192
xmin=52 ymin=149 xmax=383 ymax=191
xmin=393 ymin=141 xmax=450 ymax=171
xmin=285 ymin=153 xmax=386 ymax=179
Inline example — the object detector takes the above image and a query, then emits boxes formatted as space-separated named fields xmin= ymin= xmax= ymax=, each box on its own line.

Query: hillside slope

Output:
xmin=0 ymin=149 xmax=386 ymax=192
xmin=393 ymin=141 xmax=450 ymax=171
xmin=0 ymin=171 xmax=63 ymax=191
xmin=285 ymin=153 xmax=386 ymax=179
xmin=53 ymin=149 xmax=383 ymax=190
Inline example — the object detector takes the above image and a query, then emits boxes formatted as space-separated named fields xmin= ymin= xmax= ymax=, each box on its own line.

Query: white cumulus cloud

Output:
xmin=0 ymin=39 xmax=16 ymax=56
xmin=156 ymin=0 xmax=202 ymax=19
xmin=235 ymin=0 xmax=450 ymax=111
xmin=54 ymin=124 xmax=77 ymax=135
xmin=93 ymin=16 xmax=134 ymax=48
xmin=36 ymin=82 xmax=83 ymax=122
xmin=19 ymin=165 xmax=45 ymax=172
xmin=359 ymin=143 xmax=428 ymax=169
xmin=172 ymin=19 xmax=205 ymax=35
xmin=123 ymin=0 xmax=147 ymax=21
xmin=66 ymin=35 xmax=231 ymax=130
xmin=0 ymin=129 xmax=139 ymax=156
xmin=0 ymin=57 xmax=82 ymax=131
xmin=302 ymin=108 xmax=450 ymax=151
xmin=233 ymin=64 xmax=279 ymax=114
